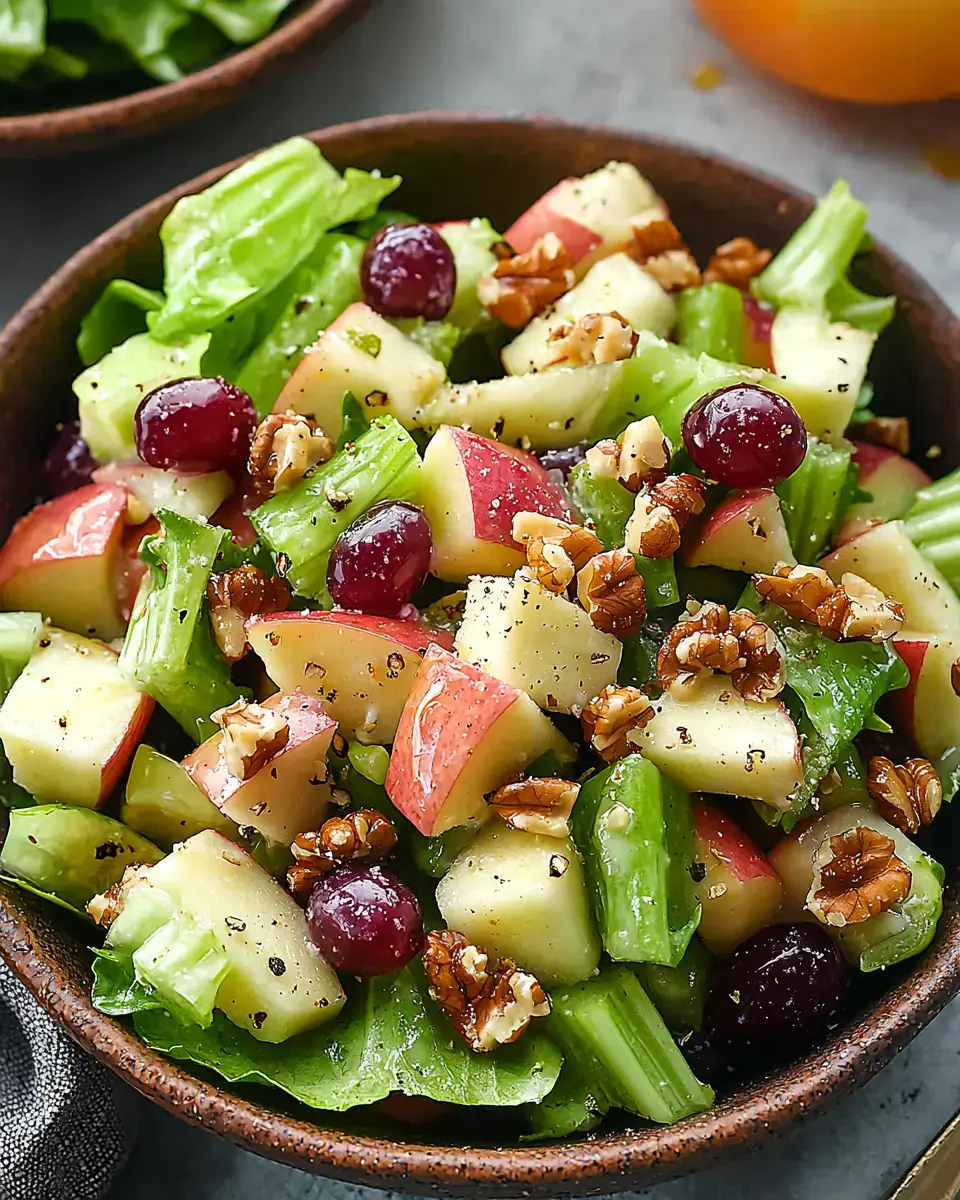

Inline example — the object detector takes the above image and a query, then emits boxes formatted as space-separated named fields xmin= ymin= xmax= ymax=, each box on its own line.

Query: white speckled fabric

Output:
xmin=0 ymin=962 xmax=136 ymax=1200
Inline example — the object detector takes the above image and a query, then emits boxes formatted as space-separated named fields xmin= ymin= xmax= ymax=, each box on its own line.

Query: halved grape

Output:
xmin=361 ymin=223 xmax=456 ymax=320
xmin=327 ymin=500 xmax=432 ymax=616
xmin=44 ymin=420 xmax=96 ymax=495
xmin=134 ymin=377 xmax=256 ymax=474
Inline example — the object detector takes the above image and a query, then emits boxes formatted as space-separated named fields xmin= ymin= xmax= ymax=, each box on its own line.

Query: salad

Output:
xmin=0 ymin=135 xmax=954 ymax=1139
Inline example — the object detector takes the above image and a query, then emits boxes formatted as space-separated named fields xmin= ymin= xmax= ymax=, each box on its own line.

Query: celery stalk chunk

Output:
xmin=675 ymin=283 xmax=744 ymax=363
xmin=132 ymin=913 xmax=230 ymax=1028
xmin=776 ymin=437 xmax=854 ymax=562
xmin=634 ymin=938 xmax=710 ymax=1033
xmin=904 ymin=467 xmax=960 ymax=593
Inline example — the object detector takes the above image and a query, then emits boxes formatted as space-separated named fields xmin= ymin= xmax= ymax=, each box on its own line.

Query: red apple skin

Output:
xmin=742 ymin=294 xmax=774 ymax=370
xmin=834 ymin=445 xmax=931 ymax=544
xmin=101 ymin=692 xmax=156 ymax=800
xmin=463 ymin=429 xmax=571 ymax=542
xmin=682 ymin=487 xmax=793 ymax=572
xmin=251 ymin=609 xmax=454 ymax=653
xmin=504 ymin=180 xmax=603 ymax=264
xmin=892 ymin=639 xmax=927 ymax=735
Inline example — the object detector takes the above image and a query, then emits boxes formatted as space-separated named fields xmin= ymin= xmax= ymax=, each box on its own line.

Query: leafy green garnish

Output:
xmin=0 ymin=0 xmax=45 ymax=81
xmin=77 ymin=279 xmax=165 ymax=368
xmin=336 ymin=392 xmax=369 ymax=451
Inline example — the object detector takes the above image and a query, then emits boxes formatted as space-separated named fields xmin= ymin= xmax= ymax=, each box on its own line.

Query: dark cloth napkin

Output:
xmin=0 ymin=960 xmax=137 ymax=1200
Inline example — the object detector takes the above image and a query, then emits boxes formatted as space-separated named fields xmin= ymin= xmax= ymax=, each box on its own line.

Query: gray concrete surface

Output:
xmin=1 ymin=1 xmax=958 ymax=1197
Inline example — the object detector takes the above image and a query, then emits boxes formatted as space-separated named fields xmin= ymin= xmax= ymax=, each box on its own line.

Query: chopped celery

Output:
xmin=132 ymin=913 xmax=229 ymax=1028
xmin=119 ymin=510 xmax=244 ymax=742
xmin=524 ymin=1063 xmax=605 ymax=1140
xmin=855 ymin=852 xmax=943 ymax=972
xmin=547 ymin=967 xmax=714 ymax=1124
xmin=776 ymin=438 xmax=854 ymax=562
xmin=826 ymin=275 xmax=896 ymax=335
xmin=675 ymin=283 xmax=743 ymax=363
xmin=634 ymin=938 xmax=709 ymax=1033
xmin=251 ymin=415 xmax=421 ymax=599
xmin=573 ymin=754 xmax=700 ymax=966
xmin=617 ymin=629 xmax=660 ymax=688
xmin=904 ymin=468 xmax=960 ymax=593
xmin=107 ymin=883 xmax=178 ymax=959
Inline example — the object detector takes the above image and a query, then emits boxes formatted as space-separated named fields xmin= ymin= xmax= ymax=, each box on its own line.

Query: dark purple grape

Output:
xmin=134 ymin=377 xmax=257 ymax=474
xmin=361 ymin=223 xmax=456 ymax=320
xmin=306 ymin=862 xmax=424 ymax=976
xmin=682 ymin=383 xmax=807 ymax=489
xmin=328 ymin=500 xmax=432 ymax=616
xmin=706 ymin=923 xmax=845 ymax=1056
xmin=44 ymin=420 xmax=96 ymax=495
xmin=538 ymin=443 xmax=587 ymax=481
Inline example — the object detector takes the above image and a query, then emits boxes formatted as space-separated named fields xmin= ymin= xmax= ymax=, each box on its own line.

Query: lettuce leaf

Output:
xmin=172 ymin=0 xmax=295 ymax=43
xmin=50 ymin=0 xmax=192 ymax=81
xmin=0 ymin=0 xmax=45 ymax=81
xmin=77 ymin=279 xmax=165 ymax=367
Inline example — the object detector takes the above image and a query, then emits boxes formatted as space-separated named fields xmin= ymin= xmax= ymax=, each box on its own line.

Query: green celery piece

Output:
xmin=573 ymin=754 xmax=700 ymax=967
xmin=855 ymin=853 xmax=943 ymax=972
xmin=347 ymin=741 xmax=390 ymax=786
xmin=336 ymin=392 xmax=369 ymax=450
xmin=251 ymin=416 xmax=421 ymax=599
xmin=411 ymin=825 xmax=476 ymax=879
xmin=125 ymin=961 xmax=561 ymax=1110
xmin=548 ymin=967 xmax=714 ymax=1124
xmin=826 ymin=275 xmax=896 ymax=334
xmin=391 ymin=317 xmax=461 ymax=368
xmin=675 ymin=283 xmax=744 ymax=363
xmin=437 ymin=217 xmax=502 ymax=336
xmin=903 ymin=468 xmax=960 ymax=594
xmin=236 ymin=233 xmax=365 ymax=414
xmin=132 ymin=913 xmax=229 ymax=1028
xmin=0 ymin=0 xmax=45 ymax=81
xmin=634 ymin=937 xmax=710 ymax=1033
xmin=617 ymin=629 xmax=660 ymax=688
xmin=77 ymin=279 xmax=165 ymax=367
xmin=50 ymin=0 xmax=191 ymax=82
xmin=568 ymin=461 xmax=678 ymax=606
xmin=92 ymin=951 xmax=164 ymax=1016
xmin=119 ymin=510 xmax=244 ymax=742
xmin=172 ymin=0 xmax=295 ymax=43
xmin=74 ymin=330 xmax=210 ymax=461
xmin=121 ymin=744 xmax=237 ymax=849
xmin=523 ymin=1063 xmax=605 ymax=1141
xmin=776 ymin=438 xmax=854 ymax=562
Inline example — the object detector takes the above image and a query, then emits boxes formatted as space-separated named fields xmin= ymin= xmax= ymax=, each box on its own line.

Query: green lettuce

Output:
xmin=173 ymin=0 xmax=294 ymax=43
xmin=50 ymin=0 xmax=192 ymax=81
xmin=0 ymin=0 xmax=45 ymax=80
xmin=77 ymin=279 xmax=165 ymax=368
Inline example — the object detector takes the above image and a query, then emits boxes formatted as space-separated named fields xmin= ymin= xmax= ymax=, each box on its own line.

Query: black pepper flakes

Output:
xmin=268 ymin=956 xmax=287 ymax=977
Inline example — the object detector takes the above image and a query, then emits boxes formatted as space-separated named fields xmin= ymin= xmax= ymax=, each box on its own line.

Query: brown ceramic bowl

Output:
xmin=1 ymin=114 xmax=959 ymax=1196
xmin=0 ymin=0 xmax=367 ymax=158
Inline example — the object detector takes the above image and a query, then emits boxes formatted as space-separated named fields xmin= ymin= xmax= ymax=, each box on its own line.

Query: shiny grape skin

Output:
xmin=538 ymin=443 xmax=588 ymax=481
xmin=134 ymin=377 xmax=257 ymax=474
xmin=306 ymin=862 xmax=424 ymax=976
xmin=361 ymin=223 xmax=457 ymax=320
xmin=44 ymin=420 xmax=96 ymax=495
xmin=681 ymin=383 xmax=807 ymax=489
xmin=705 ymin=922 xmax=846 ymax=1056
xmin=328 ymin=500 xmax=433 ymax=617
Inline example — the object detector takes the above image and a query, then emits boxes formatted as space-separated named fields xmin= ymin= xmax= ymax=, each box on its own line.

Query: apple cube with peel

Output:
xmin=385 ymin=644 xmax=576 ymax=836
xmin=504 ymin=161 xmax=665 ymax=280
xmin=692 ymin=798 xmax=785 ymax=955
xmin=183 ymin=691 xmax=337 ymax=844
xmin=835 ymin=443 xmax=931 ymax=543
xmin=0 ymin=483 xmax=132 ymax=640
xmin=454 ymin=572 xmax=621 ymax=713
xmin=93 ymin=462 xmax=233 ymax=522
xmin=683 ymin=488 xmax=796 ymax=574
xmin=272 ymin=302 xmax=446 ymax=441
xmin=246 ymin=610 xmax=453 ymax=744
xmin=0 ymin=627 xmax=154 ymax=808
xmin=893 ymin=636 xmax=960 ymax=782
xmin=820 ymin=521 xmax=960 ymax=635
xmin=628 ymin=675 xmax=803 ymax=810
xmin=420 ymin=425 xmax=573 ymax=581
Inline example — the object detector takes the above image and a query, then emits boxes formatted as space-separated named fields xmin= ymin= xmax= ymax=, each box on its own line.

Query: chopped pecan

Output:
xmin=287 ymin=809 xmax=397 ymax=897
xmin=754 ymin=562 xmax=835 ymax=624
xmin=625 ymin=473 xmax=707 ymax=559
xmin=213 ymin=699 xmax=290 ymax=781
xmin=512 ymin=512 xmax=603 ymax=594
xmin=851 ymin=416 xmax=910 ymax=456
xmin=87 ymin=863 xmax=153 ymax=928
xmin=525 ymin=539 xmax=576 ymax=594
xmin=581 ymin=684 xmax=656 ymax=762
xmin=207 ymin=564 xmax=290 ymax=662
xmin=630 ymin=216 xmax=685 ymax=261
xmin=702 ymin=237 xmax=772 ymax=288
xmin=657 ymin=600 xmax=785 ymax=703
xmin=754 ymin=563 xmax=904 ymax=643
xmin=249 ymin=410 xmax=334 ymax=495
xmin=586 ymin=417 xmax=670 ymax=496
xmin=488 ymin=777 xmax=580 ymax=838
xmin=584 ymin=439 xmax=620 ymax=481
xmin=630 ymin=216 xmax=701 ymax=291
xmin=577 ymin=547 xmax=647 ymax=638
xmin=476 ymin=233 xmax=575 ymax=328
xmin=866 ymin=756 xmax=943 ymax=835
xmin=807 ymin=826 xmax=912 ymax=927
xmin=545 ymin=311 xmax=638 ymax=368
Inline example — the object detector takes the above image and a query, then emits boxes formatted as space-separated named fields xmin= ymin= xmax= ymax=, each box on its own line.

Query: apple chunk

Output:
xmin=683 ymin=489 xmax=796 ymax=573
xmin=420 ymin=425 xmax=573 ymax=581
xmin=628 ymin=675 xmax=803 ymax=810
xmin=0 ymin=627 xmax=153 ymax=808
xmin=835 ymin=443 xmax=931 ymax=543
xmin=892 ymin=636 xmax=960 ymax=786
xmin=246 ymin=611 xmax=453 ymax=744
xmin=385 ymin=645 xmax=575 ymax=836
xmin=94 ymin=462 xmax=233 ymax=522
xmin=183 ymin=691 xmax=337 ymax=843
xmin=0 ymin=483 xmax=132 ymax=640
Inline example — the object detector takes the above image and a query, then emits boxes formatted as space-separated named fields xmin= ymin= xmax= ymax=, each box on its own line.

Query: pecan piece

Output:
xmin=625 ymin=473 xmax=707 ymax=559
xmin=207 ymin=564 xmax=290 ymax=662
xmin=287 ymin=809 xmax=397 ymax=897
xmin=754 ymin=563 xmax=904 ymax=643
xmin=546 ymin=311 xmax=638 ymax=368
xmin=488 ymin=777 xmax=580 ymax=838
xmin=577 ymin=547 xmax=647 ymax=638
xmin=512 ymin=512 xmax=603 ymax=594
xmin=807 ymin=826 xmax=912 ymax=927
xmin=249 ymin=409 xmax=334 ymax=495
xmin=422 ymin=929 xmax=550 ymax=1052
xmin=581 ymin=684 xmax=656 ymax=762
xmin=586 ymin=417 xmax=670 ymax=494
xmin=702 ymin=237 xmax=772 ymax=288
xmin=212 ymin=699 xmax=290 ymax=781
xmin=630 ymin=216 xmax=701 ymax=291
xmin=477 ymin=233 xmax=575 ymax=328
xmin=851 ymin=416 xmax=910 ymax=456
xmin=866 ymin=756 xmax=943 ymax=835
xmin=87 ymin=863 xmax=153 ymax=928
xmin=657 ymin=600 xmax=785 ymax=703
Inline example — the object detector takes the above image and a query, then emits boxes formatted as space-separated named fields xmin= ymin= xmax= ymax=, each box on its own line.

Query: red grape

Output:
xmin=328 ymin=501 xmax=432 ymax=616
xmin=682 ymin=383 xmax=807 ymax=489
xmin=361 ymin=223 xmax=456 ymax=320
xmin=44 ymin=420 xmax=96 ymax=495
xmin=134 ymin=377 xmax=256 ymax=474
xmin=538 ymin=443 xmax=587 ymax=481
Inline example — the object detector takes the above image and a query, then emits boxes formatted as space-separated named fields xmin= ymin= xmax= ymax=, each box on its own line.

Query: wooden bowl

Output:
xmin=1 ymin=114 xmax=958 ymax=1197
xmin=0 ymin=0 xmax=368 ymax=158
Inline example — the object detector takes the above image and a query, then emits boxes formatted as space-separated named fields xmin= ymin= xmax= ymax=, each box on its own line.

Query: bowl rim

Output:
xmin=1 ymin=111 xmax=959 ymax=1196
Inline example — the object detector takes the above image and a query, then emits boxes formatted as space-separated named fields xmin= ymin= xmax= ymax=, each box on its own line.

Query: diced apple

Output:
xmin=742 ymin=294 xmax=774 ymax=370
xmin=0 ymin=483 xmax=133 ymax=640
xmin=121 ymin=744 xmax=239 ymax=850
xmin=504 ymin=162 xmax=665 ymax=279
xmin=629 ymin=675 xmax=803 ymax=810
xmin=93 ymin=462 xmax=233 ymax=522
xmin=246 ymin=610 xmax=453 ymax=744
xmin=420 ymin=425 xmax=573 ymax=581
xmin=385 ymin=645 xmax=575 ymax=836
xmin=892 ymin=636 xmax=960 ymax=783
xmin=436 ymin=820 xmax=601 ymax=986
xmin=0 ymin=628 xmax=153 ymax=808
xmin=820 ymin=521 xmax=960 ymax=635
xmin=501 ymin=253 xmax=675 ymax=375
xmin=692 ymin=798 xmax=784 ymax=955
xmin=770 ymin=308 xmax=876 ymax=442
xmin=273 ymin=302 xmax=446 ymax=441
xmin=454 ymin=572 xmax=621 ymax=712
xmin=683 ymin=489 xmax=796 ymax=573
xmin=182 ymin=691 xmax=337 ymax=844
xmin=835 ymin=443 xmax=931 ymax=543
